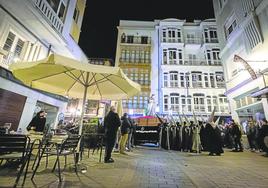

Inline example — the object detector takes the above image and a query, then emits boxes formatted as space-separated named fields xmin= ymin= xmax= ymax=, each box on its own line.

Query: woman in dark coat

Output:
xmin=27 ymin=110 xmax=46 ymax=132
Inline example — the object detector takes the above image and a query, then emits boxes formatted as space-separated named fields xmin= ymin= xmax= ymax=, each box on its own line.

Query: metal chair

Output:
xmin=31 ymin=134 xmax=81 ymax=182
xmin=0 ymin=134 xmax=35 ymax=187
xmin=82 ymin=133 xmax=104 ymax=162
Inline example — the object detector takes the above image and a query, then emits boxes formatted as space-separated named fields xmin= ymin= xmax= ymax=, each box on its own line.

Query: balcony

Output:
xmin=119 ymin=58 xmax=151 ymax=64
xmin=216 ymin=82 xmax=225 ymax=88
xmin=121 ymin=36 xmax=151 ymax=45
xmin=204 ymin=38 xmax=219 ymax=43
xmin=88 ymin=58 xmax=113 ymax=66
xmin=34 ymin=0 xmax=64 ymax=33
xmin=184 ymin=59 xmax=207 ymax=66
xmin=162 ymin=38 xmax=183 ymax=43
xmin=185 ymin=38 xmax=202 ymax=44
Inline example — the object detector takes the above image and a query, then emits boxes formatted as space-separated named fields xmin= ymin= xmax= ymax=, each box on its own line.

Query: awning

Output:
xmin=251 ymin=87 xmax=268 ymax=98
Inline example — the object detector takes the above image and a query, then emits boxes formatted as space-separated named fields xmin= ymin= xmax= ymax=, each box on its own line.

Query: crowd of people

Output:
xmin=160 ymin=116 xmax=268 ymax=156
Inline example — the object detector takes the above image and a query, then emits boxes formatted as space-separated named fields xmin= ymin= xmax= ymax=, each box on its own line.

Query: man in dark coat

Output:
xmin=104 ymin=106 xmax=121 ymax=163
xmin=27 ymin=110 xmax=46 ymax=132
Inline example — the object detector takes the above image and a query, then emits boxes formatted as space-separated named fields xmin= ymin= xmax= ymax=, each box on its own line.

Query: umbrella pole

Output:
xmin=76 ymin=73 xmax=89 ymax=167
xmin=79 ymin=85 xmax=88 ymax=136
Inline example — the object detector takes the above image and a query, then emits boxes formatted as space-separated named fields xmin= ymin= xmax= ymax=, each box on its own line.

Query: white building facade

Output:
xmin=155 ymin=19 xmax=229 ymax=117
xmin=0 ymin=0 xmax=87 ymax=131
xmin=213 ymin=0 xmax=268 ymax=122
xmin=115 ymin=19 xmax=230 ymax=118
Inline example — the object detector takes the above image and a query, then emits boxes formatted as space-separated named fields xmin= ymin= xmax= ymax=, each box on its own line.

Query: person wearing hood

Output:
xmin=206 ymin=122 xmax=224 ymax=156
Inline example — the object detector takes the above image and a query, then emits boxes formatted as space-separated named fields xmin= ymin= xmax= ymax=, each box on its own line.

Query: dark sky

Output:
xmin=79 ymin=0 xmax=214 ymax=62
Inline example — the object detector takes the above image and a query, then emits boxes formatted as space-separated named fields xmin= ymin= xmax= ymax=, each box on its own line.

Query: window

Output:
xmin=193 ymin=94 xmax=205 ymax=112
xmin=145 ymin=51 xmax=150 ymax=63
xmin=212 ymin=49 xmax=221 ymax=65
xmin=127 ymin=36 xmax=134 ymax=43
xmin=178 ymin=49 xmax=183 ymax=64
xmin=225 ymin=15 xmax=237 ymax=39
xmin=164 ymin=95 xmax=169 ymax=112
xmin=47 ymin=0 xmax=60 ymax=13
xmin=3 ymin=32 xmax=15 ymax=52
xmin=73 ymin=6 xmax=79 ymax=23
xmin=170 ymin=72 xmax=178 ymax=88
xmin=209 ymin=30 xmax=217 ymax=40
xmin=187 ymin=96 xmax=192 ymax=112
xmin=162 ymin=29 xmax=166 ymax=42
xmin=163 ymin=49 xmax=167 ymax=65
xmin=177 ymin=29 xmax=182 ymax=42
xmin=14 ymin=39 xmax=25 ymax=57
xmin=170 ymin=93 xmax=180 ymax=112
xmin=139 ymin=96 xmax=143 ymax=108
xmin=204 ymin=73 xmax=209 ymax=88
xmin=216 ymin=72 xmax=225 ymax=88
xmin=141 ymin=36 xmax=148 ymax=44
xmin=207 ymin=96 xmax=212 ymax=112
xmin=188 ymin=54 xmax=197 ymax=65
xmin=180 ymin=73 xmax=185 ymax=87
xmin=213 ymin=96 xmax=219 ymax=112
xmin=163 ymin=73 xmax=168 ymax=87
xmin=244 ymin=19 xmax=263 ymax=49
xmin=58 ymin=2 xmax=66 ymax=21
xmin=210 ymin=73 xmax=215 ymax=88
xmin=169 ymin=49 xmax=177 ymax=64
xmin=133 ymin=96 xmax=138 ymax=108
xmin=219 ymin=94 xmax=228 ymax=113
xmin=192 ymin=72 xmax=202 ymax=88
xmin=206 ymin=50 xmax=212 ymax=65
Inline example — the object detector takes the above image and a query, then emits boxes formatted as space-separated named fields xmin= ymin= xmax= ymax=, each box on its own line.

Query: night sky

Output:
xmin=79 ymin=0 xmax=214 ymax=62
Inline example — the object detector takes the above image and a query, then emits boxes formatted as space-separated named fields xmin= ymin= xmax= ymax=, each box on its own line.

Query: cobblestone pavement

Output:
xmin=0 ymin=146 xmax=267 ymax=188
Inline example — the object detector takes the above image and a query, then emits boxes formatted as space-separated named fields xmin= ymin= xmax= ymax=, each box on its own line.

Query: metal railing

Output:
xmin=34 ymin=0 xmax=64 ymax=33
xmin=204 ymin=38 xmax=219 ymax=43
xmin=121 ymin=36 xmax=151 ymax=45
xmin=184 ymin=59 xmax=207 ymax=66
xmin=162 ymin=38 xmax=183 ymax=43
xmin=119 ymin=58 xmax=151 ymax=64
xmin=185 ymin=38 xmax=202 ymax=44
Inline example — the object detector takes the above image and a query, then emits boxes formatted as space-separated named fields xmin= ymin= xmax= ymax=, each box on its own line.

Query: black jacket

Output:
xmin=27 ymin=116 xmax=46 ymax=132
xmin=121 ymin=117 xmax=131 ymax=135
xmin=104 ymin=111 xmax=121 ymax=135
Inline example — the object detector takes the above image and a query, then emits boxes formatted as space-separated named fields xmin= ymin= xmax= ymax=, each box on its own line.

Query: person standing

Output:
xmin=104 ymin=106 xmax=121 ymax=163
xmin=27 ymin=110 xmax=47 ymax=133
xmin=119 ymin=113 xmax=131 ymax=154
xmin=192 ymin=124 xmax=201 ymax=153
xmin=230 ymin=119 xmax=243 ymax=152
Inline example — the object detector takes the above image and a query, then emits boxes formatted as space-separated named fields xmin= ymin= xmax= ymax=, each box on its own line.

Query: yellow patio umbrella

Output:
xmin=9 ymin=54 xmax=141 ymax=136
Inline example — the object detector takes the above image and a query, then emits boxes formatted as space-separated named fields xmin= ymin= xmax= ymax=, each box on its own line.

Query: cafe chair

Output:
xmin=0 ymin=134 xmax=35 ymax=187
xmin=31 ymin=134 xmax=81 ymax=182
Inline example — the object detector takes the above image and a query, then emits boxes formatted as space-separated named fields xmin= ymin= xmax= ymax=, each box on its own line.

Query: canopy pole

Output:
xmin=79 ymin=72 xmax=89 ymax=136
xmin=76 ymin=72 xmax=89 ymax=164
